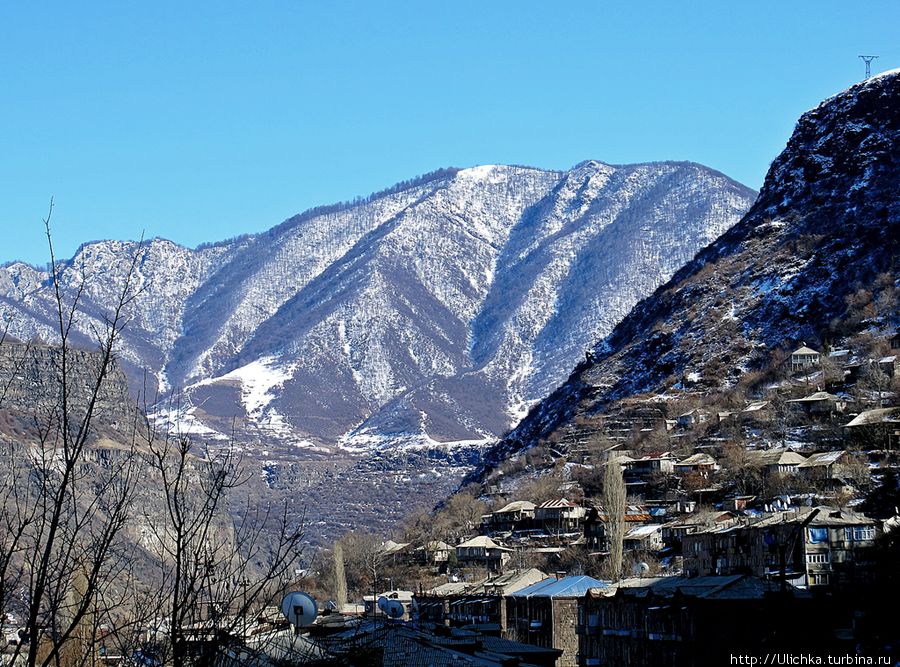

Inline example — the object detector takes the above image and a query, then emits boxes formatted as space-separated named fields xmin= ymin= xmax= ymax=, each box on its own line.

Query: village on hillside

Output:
xmin=287 ymin=330 xmax=898 ymax=666
xmin=4 ymin=318 xmax=897 ymax=667
xmin=21 ymin=331 xmax=894 ymax=665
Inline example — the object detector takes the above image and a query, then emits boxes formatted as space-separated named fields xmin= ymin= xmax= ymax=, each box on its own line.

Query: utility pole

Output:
xmin=859 ymin=55 xmax=879 ymax=79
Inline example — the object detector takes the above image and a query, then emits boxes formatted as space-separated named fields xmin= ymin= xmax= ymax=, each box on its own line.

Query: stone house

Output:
xmin=625 ymin=452 xmax=675 ymax=477
xmin=535 ymin=499 xmax=586 ymax=535
xmin=455 ymin=536 xmax=513 ymax=572
xmin=582 ymin=504 xmax=652 ymax=551
xmin=576 ymin=575 xmax=821 ymax=667
xmin=485 ymin=500 xmax=536 ymax=534
xmin=674 ymin=452 xmax=719 ymax=476
xmin=787 ymin=391 xmax=846 ymax=416
xmin=676 ymin=410 xmax=708 ymax=428
xmin=623 ymin=524 xmax=664 ymax=552
xmin=682 ymin=506 xmax=878 ymax=589
xmin=746 ymin=448 xmax=807 ymax=476
xmin=878 ymin=355 xmax=898 ymax=378
xmin=414 ymin=568 xmax=546 ymax=631
xmin=790 ymin=345 xmax=820 ymax=373
xmin=796 ymin=450 xmax=859 ymax=482
xmin=660 ymin=510 xmax=735 ymax=552
xmin=505 ymin=575 xmax=607 ymax=667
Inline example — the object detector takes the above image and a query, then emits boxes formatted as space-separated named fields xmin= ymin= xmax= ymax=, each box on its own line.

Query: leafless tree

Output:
xmin=333 ymin=542 xmax=347 ymax=612
xmin=137 ymin=424 xmax=306 ymax=667
xmin=0 ymin=201 xmax=146 ymax=667
xmin=1 ymin=206 xmax=309 ymax=667
xmin=603 ymin=459 xmax=626 ymax=581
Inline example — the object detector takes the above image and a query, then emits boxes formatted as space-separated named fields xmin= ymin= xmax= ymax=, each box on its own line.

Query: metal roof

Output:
xmin=510 ymin=575 xmax=608 ymax=599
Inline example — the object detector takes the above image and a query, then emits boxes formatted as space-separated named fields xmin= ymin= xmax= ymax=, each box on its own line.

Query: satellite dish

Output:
xmin=377 ymin=596 xmax=390 ymax=613
xmin=384 ymin=600 xmax=405 ymax=619
xmin=632 ymin=562 xmax=650 ymax=576
xmin=281 ymin=592 xmax=318 ymax=629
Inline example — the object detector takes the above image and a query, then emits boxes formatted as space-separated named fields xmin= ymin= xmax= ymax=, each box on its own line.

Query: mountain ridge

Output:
xmin=0 ymin=160 xmax=755 ymax=453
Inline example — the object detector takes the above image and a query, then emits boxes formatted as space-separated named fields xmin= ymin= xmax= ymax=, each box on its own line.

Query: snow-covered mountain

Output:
xmin=470 ymin=70 xmax=900 ymax=481
xmin=0 ymin=161 xmax=754 ymax=453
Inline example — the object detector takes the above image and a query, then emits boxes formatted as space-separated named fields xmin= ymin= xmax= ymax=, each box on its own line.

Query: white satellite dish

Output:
xmin=632 ymin=562 xmax=650 ymax=576
xmin=281 ymin=591 xmax=318 ymax=629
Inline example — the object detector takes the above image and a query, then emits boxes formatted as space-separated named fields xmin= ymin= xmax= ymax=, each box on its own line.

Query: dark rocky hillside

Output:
xmin=471 ymin=69 xmax=900 ymax=480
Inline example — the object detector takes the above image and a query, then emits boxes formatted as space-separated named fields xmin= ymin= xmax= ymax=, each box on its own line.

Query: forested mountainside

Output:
xmin=0 ymin=161 xmax=753 ymax=453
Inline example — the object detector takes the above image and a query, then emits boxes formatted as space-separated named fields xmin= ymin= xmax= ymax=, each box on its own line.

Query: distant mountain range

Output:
xmin=0 ymin=161 xmax=753 ymax=455
xmin=470 ymin=70 xmax=900 ymax=482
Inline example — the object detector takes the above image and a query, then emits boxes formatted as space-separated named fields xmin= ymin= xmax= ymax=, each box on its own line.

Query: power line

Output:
xmin=859 ymin=55 xmax=879 ymax=79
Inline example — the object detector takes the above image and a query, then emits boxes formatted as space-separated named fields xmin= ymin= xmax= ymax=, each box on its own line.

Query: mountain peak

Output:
xmin=0 ymin=160 xmax=755 ymax=452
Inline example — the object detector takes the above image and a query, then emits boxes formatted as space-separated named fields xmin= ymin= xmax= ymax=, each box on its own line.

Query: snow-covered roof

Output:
xmin=742 ymin=401 xmax=771 ymax=413
xmin=634 ymin=451 xmax=673 ymax=461
xmin=787 ymin=391 xmax=840 ymax=403
xmin=676 ymin=452 xmax=717 ymax=466
xmin=380 ymin=540 xmax=411 ymax=555
xmin=625 ymin=525 xmax=662 ymax=539
xmin=456 ymin=535 xmax=506 ymax=550
xmin=747 ymin=448 xmax=807 ymax=466
xmin=798 ymin=451 xmax=848 ymax=468
xmin=792 ymin=345 xmax=820 ymax=356
xmin=510 ymin=575 xmax=608 ymax=599
xmin=843 ymin=408 xmax=900 ymax=427
xmin=495 ymin=500 xmax=536 ymax=514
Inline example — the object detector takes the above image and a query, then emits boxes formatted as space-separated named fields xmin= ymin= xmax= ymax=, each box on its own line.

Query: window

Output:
xmin=806 ymin=553 xmax=830 ymax=564
xmin=853 ymin=526 xmax=875 ymax=541
xmin=845 ymin=526 xmax=875 ymax=542
xmin=808 ymin=527 xmax=828 ymax=544
xmin=811 ymin=572 xmax=830 ymax=585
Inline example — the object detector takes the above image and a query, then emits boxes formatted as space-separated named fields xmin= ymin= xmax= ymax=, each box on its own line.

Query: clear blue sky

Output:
xmin=2 ymin=1 xmax=898 ymax=266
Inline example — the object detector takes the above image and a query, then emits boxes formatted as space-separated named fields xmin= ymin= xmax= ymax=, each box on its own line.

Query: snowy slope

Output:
xmin=0 ymin=162 xmax=754 ymax=452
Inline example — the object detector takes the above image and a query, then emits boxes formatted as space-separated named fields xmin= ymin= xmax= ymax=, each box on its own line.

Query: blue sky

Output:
xmin=2 ymin=2 xmax=898 ymax=265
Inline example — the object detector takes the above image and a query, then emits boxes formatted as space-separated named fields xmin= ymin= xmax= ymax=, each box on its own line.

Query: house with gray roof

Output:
xmin=505 ymin=575 xmax=608 ymax=667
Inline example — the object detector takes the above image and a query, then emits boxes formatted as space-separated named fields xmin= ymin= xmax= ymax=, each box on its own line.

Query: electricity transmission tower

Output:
xmin=859 ymin=55 xmax=879 ymax=79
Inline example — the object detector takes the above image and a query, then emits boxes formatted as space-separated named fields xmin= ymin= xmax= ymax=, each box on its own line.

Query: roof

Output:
xmin=420 ymin=540 xmax=452 ymax=551
xmin=742 ymin=401 xmax=771 ymax=413
xmin=792 ymin=346 xmax=820 ymax=356
xmin=494 ymin=500 xmax=536 ymax=514
xmin=787 ymin=391 xmax=840 ymax=403
xmin=456 ymin=535 xmax=506 ymax=550
xmin=537 ymin=498 xmax=580 ymax=509
xmin=754 ymin=506 xmax=876 ymax=528
xmin=798 ymin=450 xmax=849 ymax=468
xmin=510 ymin=575 xmax=608 ymax=599
xmin=470 ymin=568 xmax=546 ymax=595
xmin=424 ymin=581 xmax=476 ymax=596
xmin=601 ymin=575 xmax=797 ymax=601
xmin=662 ymin=510 xmax=734 ymax=529
xmin=380 ymin=540 xmax=411 ymax=555
xmin=879 ymin=355 xmax=897 ymax=363
xmin=747 ymin=448 xmax=807 ymax=466
xmin=677 ymin=452 xmax=717 ymax=466
xmin=844 ymin=408 xmax=900 ymax=427
xmin=689 ymin=506 xmax=876 ymax=535
xmin=625 ymin=525 xmax=662 ymax=539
